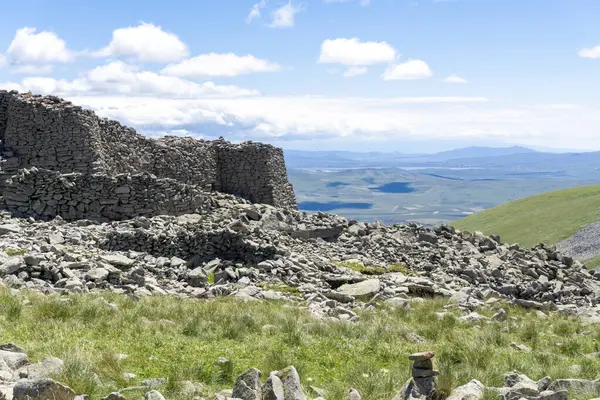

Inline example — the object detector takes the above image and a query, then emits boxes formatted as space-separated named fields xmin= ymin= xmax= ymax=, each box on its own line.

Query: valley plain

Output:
xmin=287 ymin=147 xmax=600 ymax=225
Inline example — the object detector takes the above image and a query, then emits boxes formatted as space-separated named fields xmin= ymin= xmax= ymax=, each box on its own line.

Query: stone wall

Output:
xmin=0 ymin=90 xmax=297 ymax=213
xmin=215 ymin=141 xmax=296 ymax=207
xmin=3 ymin=168 xmax=211 ymax=221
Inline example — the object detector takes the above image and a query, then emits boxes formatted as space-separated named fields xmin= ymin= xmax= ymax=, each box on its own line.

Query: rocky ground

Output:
xmin=556 ymin=221 xmax=600 ymax=262
xmin=1 ymin=191 xmax=600 ymax=399
xmin=0 ymin=191 xmax=599 ymax=323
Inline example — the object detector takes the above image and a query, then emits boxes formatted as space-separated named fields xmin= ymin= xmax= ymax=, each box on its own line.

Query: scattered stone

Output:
xmin=0 ymin=349 xmax=28 ymax=370
xmin=281 ymin=366 xmax=304 ymax=400
xmin=232 ymin=368 xmax=262 ymax=400
xmin=144 ymin=390 xmax=166 ymax=400
xmin=100 ymin=254 xmax=134 ymax=268
xmin=13 ymin=378 xmax=77 ymax=400
xmin=336 ymin=279 xmax=381 ymax=300
xmin=446 ymin=379 xmax=484 ymax=400
xmin=347 ymin=388 xmax=362 ymax=400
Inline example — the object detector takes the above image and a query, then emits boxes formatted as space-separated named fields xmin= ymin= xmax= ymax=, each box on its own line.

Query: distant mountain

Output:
xmin=423 ymin=146 xmax=537 ymax=162
xmin=283 ymin=146 xmax=540 ymax=169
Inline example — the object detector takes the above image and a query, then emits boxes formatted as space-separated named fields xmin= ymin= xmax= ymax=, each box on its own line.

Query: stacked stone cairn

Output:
xmin=398 ymin=352 xmax=439 ymax=400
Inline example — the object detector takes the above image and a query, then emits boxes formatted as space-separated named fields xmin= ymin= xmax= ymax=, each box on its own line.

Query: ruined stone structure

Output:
xmin=0 ymin=90 xmax=297 ymax=220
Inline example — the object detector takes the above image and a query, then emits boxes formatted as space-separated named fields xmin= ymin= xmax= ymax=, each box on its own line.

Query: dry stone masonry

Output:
xmin=0 ymin=90 xmax=296 ymax=221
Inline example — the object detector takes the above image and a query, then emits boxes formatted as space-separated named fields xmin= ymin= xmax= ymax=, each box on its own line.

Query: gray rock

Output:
xmin=100 ymin=254 xmax=134 ymax=268
xmin=0 ymin=257 xmax=24 ymax=277
xmin=0 ymin=224 xmax=22 ymax=235
xmin=347 ymin=388 xmax=362 ymax=400
xmin=491 ymin=308 xmax=507 ymax=321
xmin=537 ymin=376 xmax=552 ymax=392
xmin=144 ymin=390 xmax=166 ymax=400
xmin=84 ymin=268 xmax=109 ymax=282
xmin=233 ymin=368 xmax=262 ymax=400
xmin=548 ymin=379 xmax=600 ymax=392
xmin=336 ymin=279 xmax=380 ymax=299
xmin=281 ymin=366 xmax=304 ymax=400
xmin=0 ymin=349 xmax=28 ymax=370
xmin=142 ymin=378 xmax=166 ymax=388
xmin=23 ymin=357 xmax=64 ymax=379
xmin=13 ymin=378 xmax=77 ymax=400
xmin=538 ymin=390 xmax=568 ymax=400
xmin=0 ymin=344 xmax=26 ymax=353
xmin=188 ymin=267 xmax=208 ymax=287
xmin=446 ymin=379 xmax=484 ymax=400
xmin=262 ymin=371 xmax=285 ymax=400
xmin=408 ymin=352 xmax=435 ymax=361
xmin=102 ymin=392 xmax=126 ymax=400
xmin=48 ymin=232 xmax=65 ymax=245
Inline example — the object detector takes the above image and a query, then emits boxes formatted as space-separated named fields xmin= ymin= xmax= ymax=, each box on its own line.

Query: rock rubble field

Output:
xmin=0 ymin=188 xmax=599 ymax=399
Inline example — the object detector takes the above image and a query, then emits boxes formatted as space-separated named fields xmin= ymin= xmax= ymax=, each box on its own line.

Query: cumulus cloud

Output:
xmin=247 ymin=0 xmax=267 ymax=23
xmin=269 ymin=2 xmax=302 ymax=28
xmin=578 ymin=45 xmax=600 ymax=59
xmin=94 ymin=22 xmax=189 ymax=63
xmin=6 ymin=27 xmax=74 ymax=65
xmin=0 ymin=61 xmax=258 ymax=98
xmin=318 ymin=38 xmax=396 ymax=66
xmin=56 ymin=95 xmax=600 ymax=151
xmin=162 ymin=53 xmax=283 ymax=77
xmin=382 ymin=60 xmax=432 ymax=80
xmin=444 ymin=75 xmax=467 ymax=83
xmin=343 ymin=66 xmax=368 ymax=77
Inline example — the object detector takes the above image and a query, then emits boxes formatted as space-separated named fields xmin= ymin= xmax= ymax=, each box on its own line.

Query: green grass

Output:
xmin=5 ymin=248 xmax=28 ymax=256
xmin=256 ymin=283 xmax=300 ymax=295
xmin=585 ymin=256 xmax=600 ymax=270
xmin=207 ymin=272 xmax=215 ymax=285
xmin=452 ymin=185 xmax=600 ymax=248
xmin=336 ymin=261 xmax=411 ymax=276
xmin=1 ymin=288 xmax=599 ymax=399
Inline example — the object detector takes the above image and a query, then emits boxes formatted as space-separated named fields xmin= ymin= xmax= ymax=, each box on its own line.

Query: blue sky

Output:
xmin=1 ymin=0 xmax=599 ymax=152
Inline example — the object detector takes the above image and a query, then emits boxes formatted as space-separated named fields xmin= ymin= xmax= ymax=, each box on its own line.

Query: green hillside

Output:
xmin=452 ymin=184 xmax=600 ymax=249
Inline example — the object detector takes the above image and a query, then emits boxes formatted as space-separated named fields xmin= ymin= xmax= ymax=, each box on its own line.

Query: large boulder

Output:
xmin=446 ymin=380 xmax=484 ymax=400
xmin=281 ymin=366 xmax=304 ymax=400
xmin=13 ymin=379 xmax=77 ymax=400
xmin=336 ymin=279 xmax=381 ymax=300
xmin=262 ymin=371 xmax=285 ymax=400
xmin=233 ymin=368 xmax=262 ymax=400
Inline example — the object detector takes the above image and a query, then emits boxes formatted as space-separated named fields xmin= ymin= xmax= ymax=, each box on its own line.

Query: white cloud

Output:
xmin=162 ymin=53 xmax=283 ymax=77
xmin=247 ymin=0 xmax=267 ymax=23
xmin=94 ymin=22 xmax=189 ymax=63
xmin=6 ymin=27 xmax=74 ymax=65
xmin=11 ymin=65 xmax=54 ymax=75
xmin=58 ymin=95 xmax=600 ymax=151
xmin=444 ymin=74 xmax=467 ymax=83
xmin=382 ymin=60 xmax=432 ymax=80
xmin=578 ymin=45 xmax=600 ymax=59
xmin=324 ymin=0 xmax=370 ymax=5
xmin=0 ymin=61 xmax=258 ymax=98
xmin=0 ymin=54 xmax=5 ymax=67
xmin=343 ymin=66 xmax=368 ymax=77
xmin=318 ymin=38 xmax=396 ymax=66
xmin=269 ymin=2 xmax=302 ymax=28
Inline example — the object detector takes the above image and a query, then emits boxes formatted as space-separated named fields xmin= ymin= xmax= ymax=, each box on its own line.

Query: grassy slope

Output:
xmin=452 ymin=185 xmax=600 ymax=249
xmin=1 ymin=288 xmax=600 ymax=400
